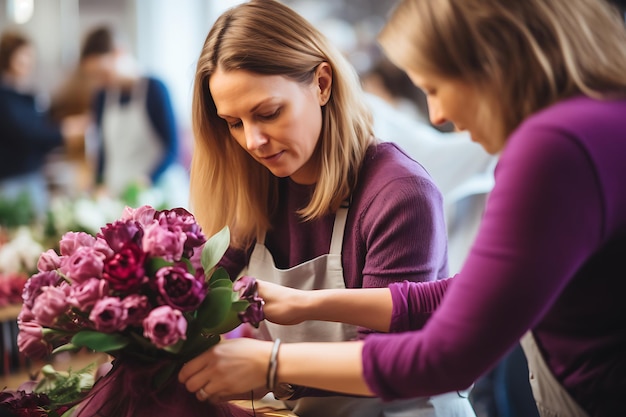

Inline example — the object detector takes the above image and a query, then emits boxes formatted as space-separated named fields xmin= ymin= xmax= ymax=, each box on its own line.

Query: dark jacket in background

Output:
xmin=0 ymin=84 xmax=63 ymax=180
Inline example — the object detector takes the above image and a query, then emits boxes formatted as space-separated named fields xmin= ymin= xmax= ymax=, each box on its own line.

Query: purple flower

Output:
xmin=157 ymin=208 xmax=207 ymax=256
xmin=142 ymin=220 xmax=186 ymax=262
xmin=31 ymin=285 xmax=70 ymax=327
xmin=142 ymin=305 xmax=187 ymax=349
xmin=68 ymin=278 xmax=109 ymax=310
xmin=102 ymin=242 xmax=146 ymax=293
xmin=155 ymin=265 xmax=206 ymax=311
xmin=122 ymin=294 xmax=151 ymax=326
xmin=22 ymin=271 xmax=61 ymax=309
xmin=17 ymin=321 xmax=52 ymax=361
xmin=37 ymin=249 xmax=61 ymax=272
xmin=121 ymin=205 xmax=157 ymax=227
xmin=233 ymin=276 xmax=265 ymax=327
xmin=59 ymin=231 xmax=97 ymax=256
xmin=89 ymin=297 xmax=127 ymax=333
xmin=99 ymin=220 xmax=143 ymax=252
xmin=59 ymin=246 xmax=105 ymax=284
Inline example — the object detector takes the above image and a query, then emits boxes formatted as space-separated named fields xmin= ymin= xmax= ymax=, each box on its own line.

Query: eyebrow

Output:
xmin=217 ymin=97 xmax=278 ymax=119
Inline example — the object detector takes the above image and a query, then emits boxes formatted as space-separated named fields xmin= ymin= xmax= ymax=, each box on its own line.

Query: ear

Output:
xmin=314 ymin=62 xmax=332 ymax=106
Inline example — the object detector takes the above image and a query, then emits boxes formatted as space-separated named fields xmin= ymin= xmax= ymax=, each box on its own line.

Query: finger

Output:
xmin=179 ymin=352 xmax=211 ymax=383
xmin=182 ymin=366 xmax=214 ymax=394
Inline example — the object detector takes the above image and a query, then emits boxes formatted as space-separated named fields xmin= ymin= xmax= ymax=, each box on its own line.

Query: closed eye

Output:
xmin=227 ymin=120 xmax=243 ymax=129
xmin=258 ymin=109 xmax=281 ymax=121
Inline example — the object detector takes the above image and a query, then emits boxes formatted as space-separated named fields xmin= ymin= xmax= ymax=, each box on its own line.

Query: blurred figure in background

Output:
xmin=0 ymin=29 xmax=86 ymax=218
xmin=48 ymin=45 xmax=103 ymax=194
xmin=79 ymin=25 xmax=188 ymax=207
xmin=362 ymin=57 xmax=453 ymax=132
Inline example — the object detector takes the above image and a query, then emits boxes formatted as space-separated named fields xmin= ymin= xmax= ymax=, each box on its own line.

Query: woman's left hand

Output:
xmin=178 ymin=337 xmax=273 ymax=402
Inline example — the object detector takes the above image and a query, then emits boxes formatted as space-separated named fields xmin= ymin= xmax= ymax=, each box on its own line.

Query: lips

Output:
xmin=259 ymin=150 xmax=284 ymax=161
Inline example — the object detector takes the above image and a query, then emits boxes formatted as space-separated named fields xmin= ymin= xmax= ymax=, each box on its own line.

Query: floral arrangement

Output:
xmin=16 ymin=205 xmax=263 ymax=416
xmin=0 ymin=364 xmax=94 ymax=417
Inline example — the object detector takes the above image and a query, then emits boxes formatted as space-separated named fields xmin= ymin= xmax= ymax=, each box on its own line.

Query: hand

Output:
xmin=256 ymin=279 xmax=310 ymax=325
xmin=178 ymin=338 xmax=273 ymax=402
xmin=61 ymin=114 xmax=90 ymax=150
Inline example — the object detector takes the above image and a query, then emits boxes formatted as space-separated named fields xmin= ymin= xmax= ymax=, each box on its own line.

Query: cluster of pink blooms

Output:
xmin=17 ymin=205 xmax=209 ymax=360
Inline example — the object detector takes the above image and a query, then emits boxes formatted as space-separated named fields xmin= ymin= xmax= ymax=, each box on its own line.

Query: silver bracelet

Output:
xmin=266 ymin=338 xmax=281 ymax=392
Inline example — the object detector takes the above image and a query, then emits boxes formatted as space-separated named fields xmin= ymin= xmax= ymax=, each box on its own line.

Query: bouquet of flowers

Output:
xmin=17 ymin=205 xmax=264 ymax=417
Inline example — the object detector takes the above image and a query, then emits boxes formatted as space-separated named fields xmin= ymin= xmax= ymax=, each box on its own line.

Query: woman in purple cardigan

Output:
xmin=180 ymin=0 xmax=626 ymax=415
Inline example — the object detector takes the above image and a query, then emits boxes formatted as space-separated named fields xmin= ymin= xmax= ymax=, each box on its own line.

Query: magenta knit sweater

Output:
xmin=362 ymin=96 xmax=626 ymax=417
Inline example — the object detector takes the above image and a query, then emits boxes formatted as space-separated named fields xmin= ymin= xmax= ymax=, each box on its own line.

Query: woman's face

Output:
xmin=9 ymin=44 xmax=34 ymax=80
xmin=209 ymin=64 xmax=331 ymax=184
xmin=406 ymin=68 xmax=503 ymax=154
xmin=81 ymin=52 xmax=117 ymax=87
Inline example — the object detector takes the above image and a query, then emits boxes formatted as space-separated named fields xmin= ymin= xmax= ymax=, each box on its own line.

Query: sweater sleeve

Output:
xmin=388 ymin=278 xmax=453 ymax=333
xmin=362 ymin=122 xmax=604 ymax=400
xmin=0 ymin=93 xmax=63 ymax=150
xmin=145 ymin=77 xmax=179 ymax=182
xmin=359 ymin=174 xmax=449 ymax=289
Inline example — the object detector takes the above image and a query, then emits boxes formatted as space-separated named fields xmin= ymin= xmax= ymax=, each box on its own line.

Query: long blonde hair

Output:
xmin=190 ymin=0 xmax=373 ymax=248
xmin=379 ymin=0 xmax=626 ymax=142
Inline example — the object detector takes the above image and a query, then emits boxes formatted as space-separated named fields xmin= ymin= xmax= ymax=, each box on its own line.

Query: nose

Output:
xmin=244 ymin=124 xmax=269 ymax=151
xmin=427 ymin=99 xmax=447 ymax=127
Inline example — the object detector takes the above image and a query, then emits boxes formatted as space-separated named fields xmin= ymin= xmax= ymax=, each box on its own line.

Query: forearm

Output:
xmin=277 ymin=341 xmax=372 ymax=396
xmin=300 ymin=287 xmax=393 ymax=332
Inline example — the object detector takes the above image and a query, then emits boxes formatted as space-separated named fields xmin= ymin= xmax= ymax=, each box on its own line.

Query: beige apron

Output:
xmin=247 ymin=207 xmax=475 ymax=417
xmin=101 ymin=78 xmax=164 ymax=196
xmin=520 ymin=332 xmax=589 ymax=417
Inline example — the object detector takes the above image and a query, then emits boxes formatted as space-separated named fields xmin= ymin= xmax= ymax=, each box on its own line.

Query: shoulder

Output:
xmin=0 ymin=86 xmax=32 ymax=105
xmin=513 ymin=96 xmax=626 ymax=143
xmin=361 ymin=141 xmax=432 ymax=182
xmin=352 ymin=142 xmax=442 ymax=208
xmin=505 ymin=96 xmax=626 ymax=165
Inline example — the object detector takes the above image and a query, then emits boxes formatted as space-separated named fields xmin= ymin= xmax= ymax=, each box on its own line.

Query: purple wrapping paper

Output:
xmin=74 ymin=358 xmax=254 ymax=417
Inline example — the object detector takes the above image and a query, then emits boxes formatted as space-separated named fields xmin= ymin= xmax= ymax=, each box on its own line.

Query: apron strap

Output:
xmin=329 ymin=206 xmax=348 ymax=255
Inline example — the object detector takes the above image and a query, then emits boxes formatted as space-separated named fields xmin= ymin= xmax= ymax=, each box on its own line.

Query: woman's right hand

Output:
xmin=256 ymin=279 xmax=311 ymax=325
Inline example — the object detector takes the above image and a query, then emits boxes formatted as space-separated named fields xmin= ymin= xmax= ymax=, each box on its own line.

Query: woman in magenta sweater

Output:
xmin=179 ymin=0 xmax=626 ymax=416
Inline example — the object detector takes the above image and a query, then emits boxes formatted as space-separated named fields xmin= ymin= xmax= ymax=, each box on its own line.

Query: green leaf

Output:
xmin=231 ymin=299 xmax=250 ymax=312
xmin=202 ymin=307 xmax=244 ymax=335
xmin=209 ymin=278 xmax=233 ymax=290
xmin=70 ymin=331 xmax=130 ymax=352
xmin=179 ymin=333 xmax=221 ymax=359
xmin=51 ymin=343 xmax=80 ymax=355
xmin=208 ymin=267 xmax=230 ymax=285
xmin=201 ymin=226 xmax=230 ymax=273
xmin=195 ymin=287 xmax=233 ymax=329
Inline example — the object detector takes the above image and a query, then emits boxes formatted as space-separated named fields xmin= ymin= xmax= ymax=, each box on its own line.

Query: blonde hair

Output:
xmin=379 ymin=0 xmax=626 ymax=142
xmin=190 ymin=0 xmax=373 ymax=248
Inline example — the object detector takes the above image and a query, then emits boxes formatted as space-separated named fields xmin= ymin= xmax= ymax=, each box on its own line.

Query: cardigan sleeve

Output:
xmin=362 ymin=121 xmax=604 ymax=400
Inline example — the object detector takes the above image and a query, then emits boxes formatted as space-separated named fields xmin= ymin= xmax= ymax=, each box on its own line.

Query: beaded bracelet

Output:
xmin=266 ymin=338 xmax=281 ymax=392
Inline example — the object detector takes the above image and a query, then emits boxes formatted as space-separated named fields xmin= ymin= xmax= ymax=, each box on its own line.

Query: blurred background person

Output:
xmin=48 ymin=43 xmax=103 ymax=195
xmin=79 ymin=25 xmax=189 ymax=207
xmin=0 ymin=28 xmax=86 ymax=219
